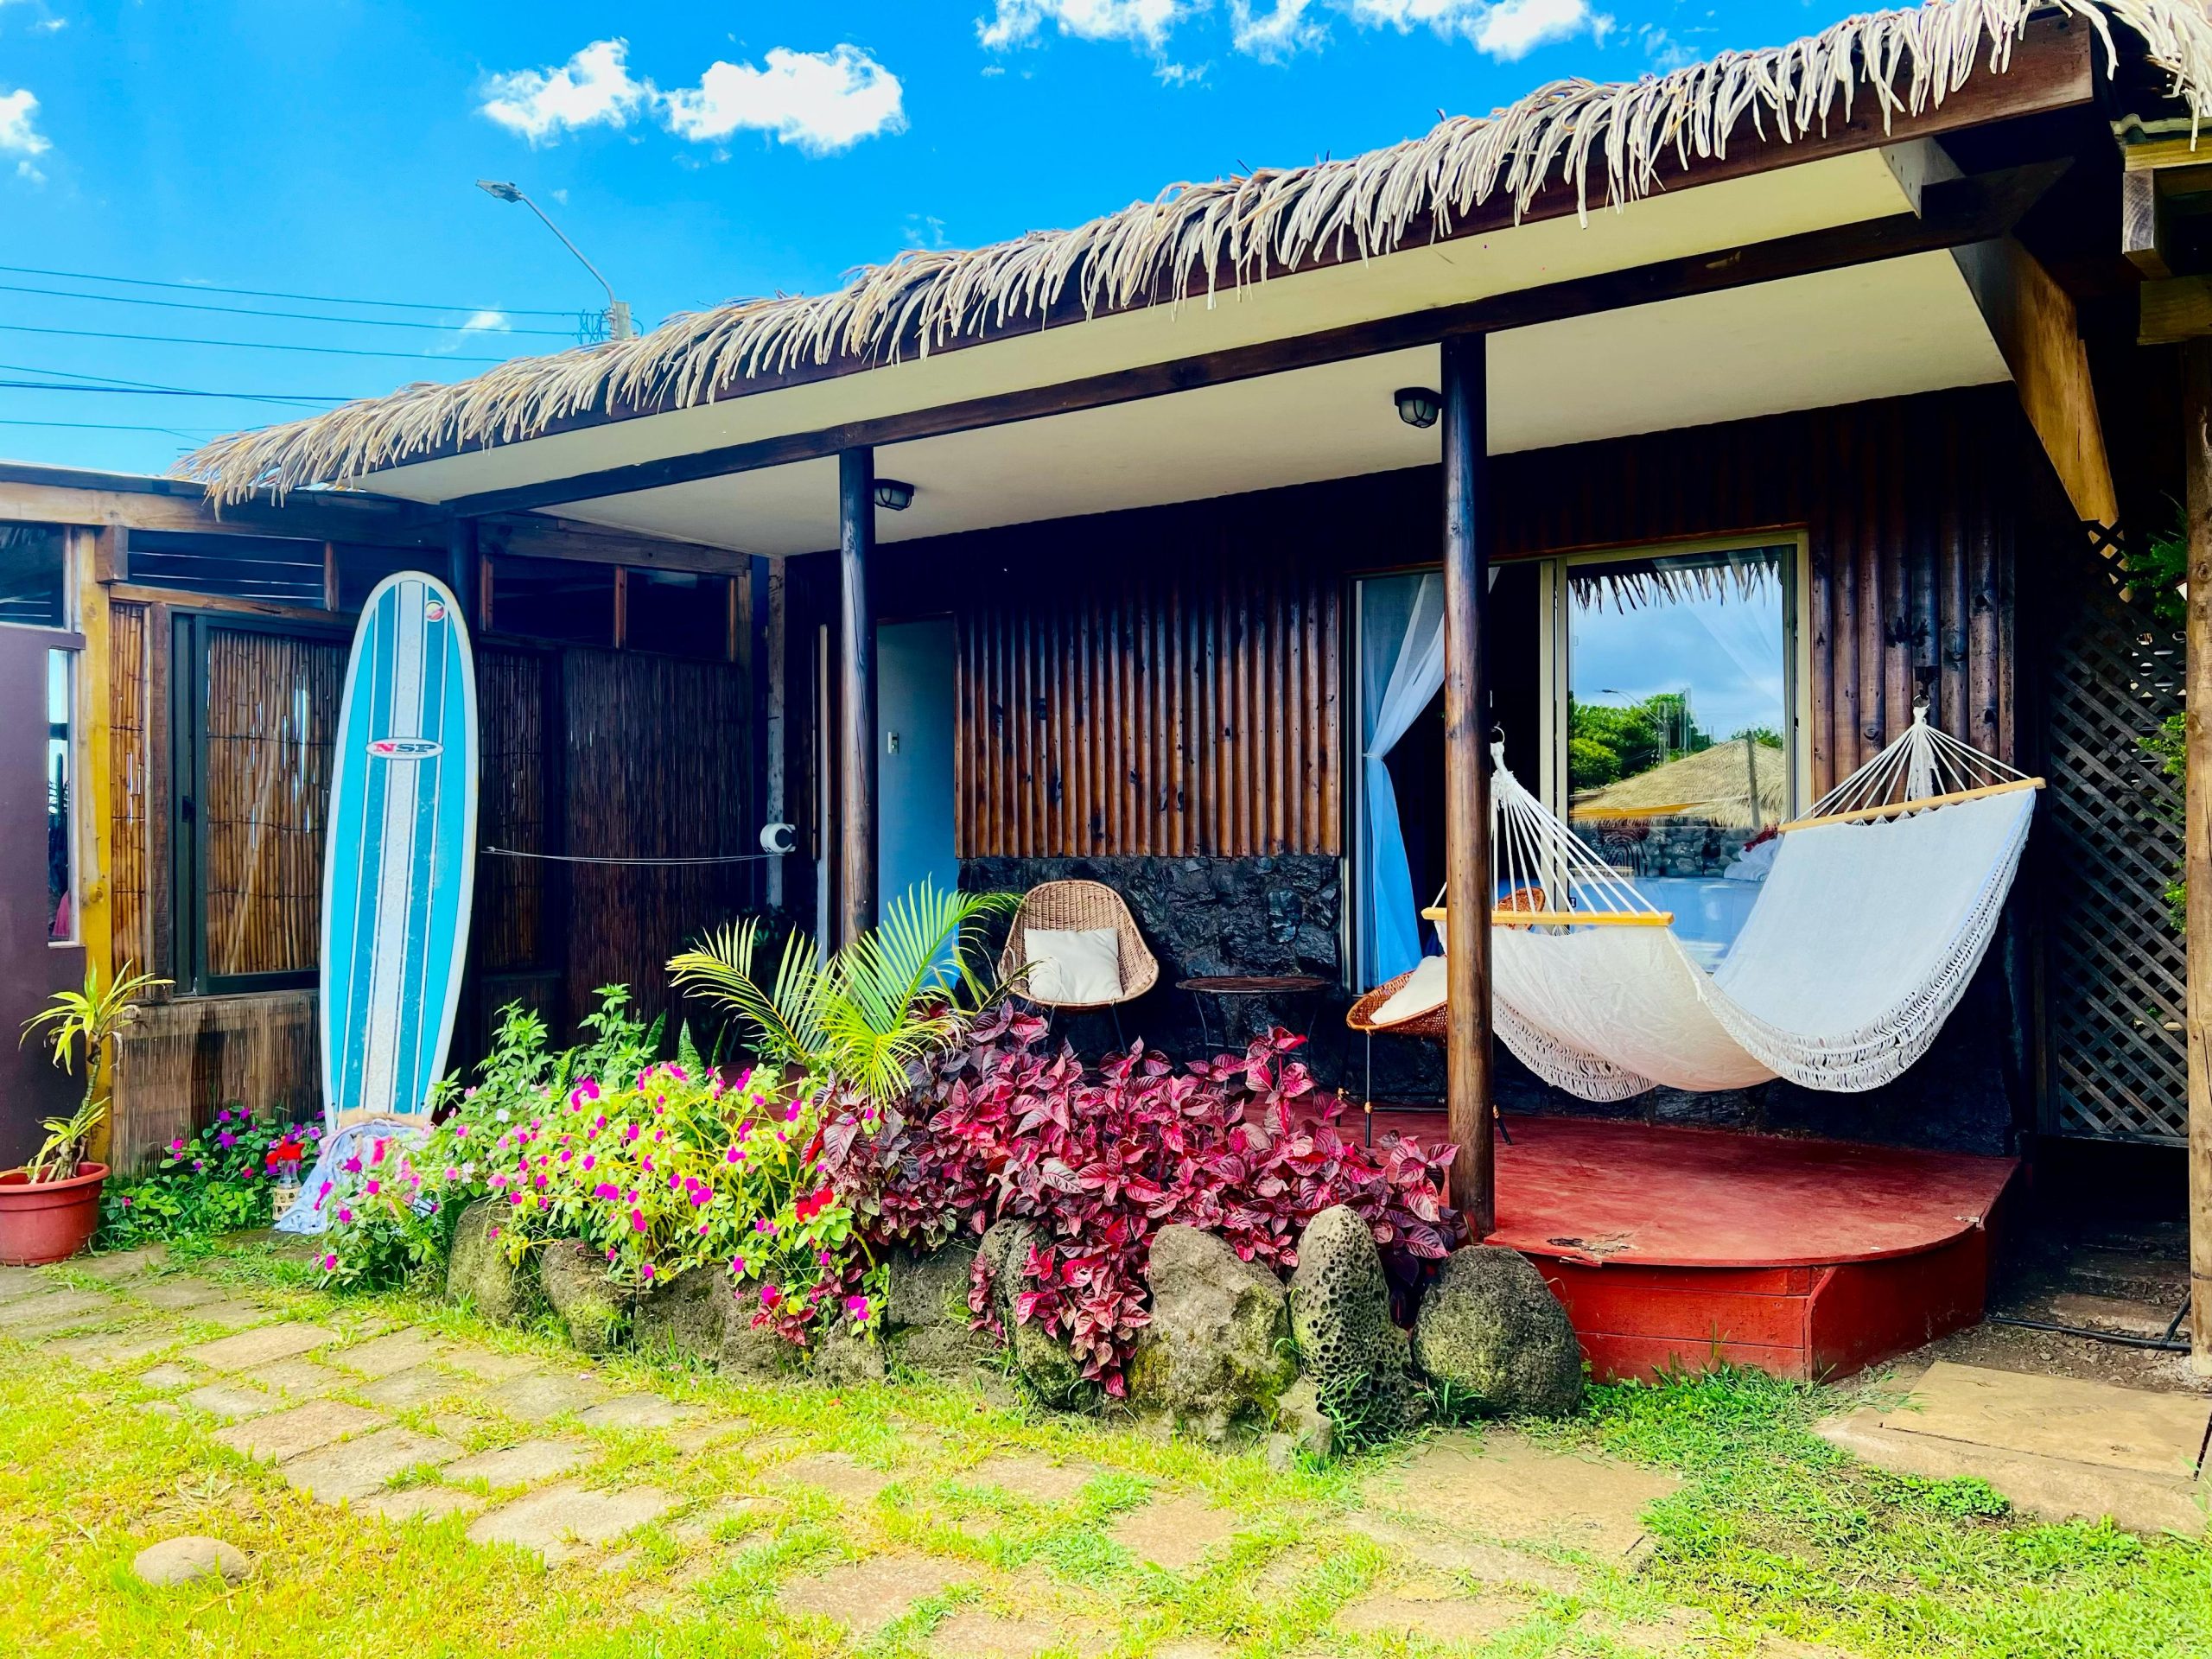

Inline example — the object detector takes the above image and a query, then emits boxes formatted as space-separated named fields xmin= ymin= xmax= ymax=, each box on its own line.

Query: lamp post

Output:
xmin=475 ymin=179 xmax=634 ymax=341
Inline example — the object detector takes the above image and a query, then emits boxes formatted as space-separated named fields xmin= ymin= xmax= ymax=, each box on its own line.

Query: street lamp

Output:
xmin=475 ymin=179 xmax=635 ymax=342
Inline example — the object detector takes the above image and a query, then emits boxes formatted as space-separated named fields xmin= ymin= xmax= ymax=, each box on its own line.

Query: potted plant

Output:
xmin=3 ymin=964 xmax=167 ymax=1265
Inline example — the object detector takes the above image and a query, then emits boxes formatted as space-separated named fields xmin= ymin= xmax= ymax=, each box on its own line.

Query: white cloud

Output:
xmin=33 ymin=17 xmax=66 ymax=32
xmin=661 ymin=45 xmax=905 ymax=155
xmin=1340 ymin=0 xmax=1605 ymax=60
xmin=459 ymin=309 xmax=512 ymax=333
xmin=1230 ymin=1 xmax=1325 ymax=61
xmin=479 ymin=38 xmax=649 ymax=145
xmin=0 ymin=86 xmax=46 ymax=180
xmin=978 ymin=0 xmax=1196 ymax=54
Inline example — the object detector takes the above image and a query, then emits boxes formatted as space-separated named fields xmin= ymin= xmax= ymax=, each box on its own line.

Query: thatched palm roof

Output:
xmin=1573 ymin=739 xmax=1789 ymax=830
xmin=181 ymin=0 xmax=2212 ymax=504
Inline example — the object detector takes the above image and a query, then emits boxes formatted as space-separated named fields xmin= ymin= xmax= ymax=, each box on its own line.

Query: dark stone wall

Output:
xmin=965 ymin=854 xmax=2022 ymax=1158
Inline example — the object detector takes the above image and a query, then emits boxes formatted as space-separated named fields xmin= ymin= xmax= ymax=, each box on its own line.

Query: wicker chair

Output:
xmin=998 ymin=880 xmax=1160 ymax=1016
xmin=1343 ymin=959 xmax=1508 ymax=1147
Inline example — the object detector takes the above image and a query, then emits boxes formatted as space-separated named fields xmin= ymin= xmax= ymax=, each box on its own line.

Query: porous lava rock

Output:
xmin=1410 ymin=1245 xmax=1584 ymax=1418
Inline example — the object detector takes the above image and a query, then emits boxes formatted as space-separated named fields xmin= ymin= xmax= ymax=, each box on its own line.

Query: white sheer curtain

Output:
xmin=1360 ymin=574 xmax=1446 ymax=987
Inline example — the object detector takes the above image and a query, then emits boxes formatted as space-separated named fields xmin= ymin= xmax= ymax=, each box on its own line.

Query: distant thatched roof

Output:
xmin=1574 ymin=739 xmax=1789 ymax=830
xmin=180 ymin=0 xmax=2212 ymax=504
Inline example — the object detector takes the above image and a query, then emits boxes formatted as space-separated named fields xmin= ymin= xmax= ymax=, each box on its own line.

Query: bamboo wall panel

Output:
xmin=110 ymin=990 xmax=318 ymax=1173
xmin=476 ymin=648 xmax=547 ymax=972
xmin=108 ymin=601 xmax=150 ymax=972
xmin=952 ymin=530 xmax=1342 ymax=858
xmin=560 ymin=648 xmax=752 ymax=1032
xmin=200 ymin=627 xmax=344 ymax=978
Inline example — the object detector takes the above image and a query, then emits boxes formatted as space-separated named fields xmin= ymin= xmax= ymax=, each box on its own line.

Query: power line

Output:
xmin=0 ymin=278 xmax=582 ymax=338
xmin=0 ymin=417 xmax=228 ymax=435
xmin=0 ymin=321 xmax=517 ymax=363
xmin=0 ymin=359 xmax=347 ymax=404
xmin=0 ymin=261 xmax=584 ymax=318
xmin=0 ymin=379 xmax=348 ymax=404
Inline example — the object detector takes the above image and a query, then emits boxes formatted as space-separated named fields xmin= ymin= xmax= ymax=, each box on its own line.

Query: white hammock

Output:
xmin=1424 ymin=712 xmax=2039 ymax=1101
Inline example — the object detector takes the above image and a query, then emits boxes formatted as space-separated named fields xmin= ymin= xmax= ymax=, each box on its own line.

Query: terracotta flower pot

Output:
xmin=0 ymin=1161 xmax=109 ymax=1266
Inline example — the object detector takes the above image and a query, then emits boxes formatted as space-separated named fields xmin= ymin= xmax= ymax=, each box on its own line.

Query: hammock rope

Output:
xmin=1407 ymin=710 xmax=2042 ymax=1099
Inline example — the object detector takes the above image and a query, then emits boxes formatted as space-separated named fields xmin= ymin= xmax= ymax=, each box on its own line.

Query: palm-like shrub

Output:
xmin=19 ymin=963 xmax=168 ymax=1181
xmin=667 ymin=880 xmax=1015 ymax=1105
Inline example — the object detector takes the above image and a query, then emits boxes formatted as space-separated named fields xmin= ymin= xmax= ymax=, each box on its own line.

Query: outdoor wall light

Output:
xmin=874 ymin=478 xmax=917 ymax=511
xmin=1394 ymin=386 xmax=1442 ymax=429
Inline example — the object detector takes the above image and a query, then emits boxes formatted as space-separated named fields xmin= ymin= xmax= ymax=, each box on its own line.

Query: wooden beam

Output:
xmin=478 ymin=513 xmax=753 ymax=576
xmin=2187 ymin=335 xmax=2212 ymax=1376
xmin=2122 ymin=170 xmax=2170 ymax=278
xmin=837 ymin=448 xmax=878 ymax=948
xmin=1440 ymin=332 xmax=1495 ymax=1239
xmin=446 ymin=164 xmax=2066 ymax=521
xmin=2141 ymin=275 xmax=2212 ymax=346
xmin=0 ymin=469 xmax=447 ymax=546
xmin=1954 ymin=237 xmax=2119 ymax=524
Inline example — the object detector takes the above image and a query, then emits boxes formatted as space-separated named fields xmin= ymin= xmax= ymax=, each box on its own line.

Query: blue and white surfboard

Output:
xmin=279 ymin=571 xmax=476 ymax=1233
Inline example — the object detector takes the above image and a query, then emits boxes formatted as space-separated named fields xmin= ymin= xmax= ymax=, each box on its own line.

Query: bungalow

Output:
xmin=8 ymin=0 xmax=2210 ymax=1377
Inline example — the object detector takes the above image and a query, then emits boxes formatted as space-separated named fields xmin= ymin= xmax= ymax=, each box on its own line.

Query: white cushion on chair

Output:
xmin=1373 ymin=955 xmax=1448 ymax=1027
xmin=1024 ymin=927 xmax=1124 ymax=1005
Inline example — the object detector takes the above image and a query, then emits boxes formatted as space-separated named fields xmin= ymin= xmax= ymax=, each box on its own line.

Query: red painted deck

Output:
xmin=1320 ymin=1109 xmax=2018 ymax=1383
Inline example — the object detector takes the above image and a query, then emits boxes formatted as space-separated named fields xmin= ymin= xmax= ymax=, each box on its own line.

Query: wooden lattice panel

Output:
xmin=2039 ymin=533 xmax=2187 ymax=1143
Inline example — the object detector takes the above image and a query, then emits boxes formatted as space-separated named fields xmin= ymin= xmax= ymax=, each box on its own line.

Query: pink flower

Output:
xmin=640 ymin=1263 xmax=656 ymax=1282
xmin=321 ymin=1253 xmax=338 ymax=1271
xmin=342 ymin=1155 xmax=363 ymax=1174
xmin=168 ymin=1137 xmax=185 ymax=1154
xmin=623 ymin=1122 xmax=639 ymax=1143
xmin=730 ymin=1255 xmax=747 ymax=1276
xmin=336 ymin=1205 xmax=354 ymax=1224
xmin=844 ymin=1294 xmax=870 ymax=1321
xmin=783 ymin=1101 xmax=803 ymax=1123
xmin=630 ymin=1208 xmax=647 ymax=1233
xmin=364 ymin=1179 xmax=381 ymax=1197
xmin=317 ymin=1179 xmax=334 ymax=1199
xmin=582 ymin=1154 xmax=595 ymax=1172
xmin=488 ymin=1224 xmax=502 ymax=1240
xmin=593 ymin=1182 xmax=618 ymax=1200
xmin=759 ymin=1284 xmax=780 ymax=1308
xmin=725 ymin=1145 xmax=744 ymax=1165
xmin=453 ymin=1123 xmax=468 ymax=1140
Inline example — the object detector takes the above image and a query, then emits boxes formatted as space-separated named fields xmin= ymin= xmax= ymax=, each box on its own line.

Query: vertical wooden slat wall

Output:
xmin=955 ymin=524 xmax=1343 ymax=858
xmin=108 ymin=600 xmax=151 ymax=973
xmin=475 ymin=648 xmax=547 ymax=972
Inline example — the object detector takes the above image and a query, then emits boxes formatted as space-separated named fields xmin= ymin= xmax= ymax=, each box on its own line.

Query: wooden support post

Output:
xmin=1440 ymin=332 xmax=1496 ymax=1238
xmin=837 ymin=448 xmax=878 ymax=948
xmin=2186 ymin=338 xmax=2212 ymax=1375
xmin=444 ymin=518 xmax=480 ymax=630
xmin=764 ymin=558 xmax=788 ymax=911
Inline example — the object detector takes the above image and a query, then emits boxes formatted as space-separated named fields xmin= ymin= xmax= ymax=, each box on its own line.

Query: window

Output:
xmin=172 ymin=614 xmax=346 ymax=990
xmin=47 ymin=648 xmax=73 ymax=941
xmin=1351 ymin=538 xmax=1800 ymax=987
xmin=626 ymin=569 xmax=733 ymax=660
xmin=486 ymin=555 xmax=614 ymax=646
xmin=0 ymin=521 xmax=68 ymax=629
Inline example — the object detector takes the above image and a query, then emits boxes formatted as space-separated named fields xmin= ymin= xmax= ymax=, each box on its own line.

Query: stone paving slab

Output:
xmin=183 ymin=1323 xmax=337 ymax=1371
xmin=241 ymin=1357 xmax=346 ymax=1400
xmin=0 ymin=1290 xmax=122 ymax=1334
xmin=1344 ymin=1510 xmax=1583 ymax=1594
xmin=214 ymin=1398 xmax=385 ymax=1462
xmin=774 ymin=1452 xmax=896 ymax=1506
xmin=46 ymin=1329 xmax=181 ymax=1369
xmin=128 ymin=1277 xmax=229 ymax=1310
xmin=358 ymin=1486 xmax=486 ymax=1524
xmin=181 ymin=1382 xmax=284 ymax=1421
xmin=926 ymin=1607 xmax=1101 ymax=1657
xmin=1374 ymin=1434 xmax=1680 ymax=1562
xmin=442 ymin=1437 xmax=597 ymax=1487
xmin=487 ymin=1369 xmax=605 ymax=1422
xmin=281 ymin=1427 xmax=462 ymax=1503
xmin=331 ymin=1328 xmax=453 ymax=1378
xmin=465 ymin=1481 xmax=675 ymax=1563
xmin=576 ymin=1393 xmax=695 ymax=1432
xmin=0 ymin=1267 xmax=54 ymax=1302
xmin=358 ymin=1364 xmax=467 ymax=1412
xmin=961 ymin=1453 xmax=1105 ymax=1507
xmin=181 ymin=1300 xmax=283 ymax=1331
xmin=1868 ymin=1360 xmax=2210 ymax=1477
xmin=73 ymin=1248 xmax=166 ymax=1281
xmin=1335 ymin=1584 xmax=1531 ymax=1645
xmin=1107 ymin=1493 xmax=1239 ymax=1573
xmin=778 ymin=1554 xmax=976 ymax=1634
xmin=137 ymin=1362 xmax=197 ymax=1390
xmin=440 ymin=1345 xmax=545 ymax=1382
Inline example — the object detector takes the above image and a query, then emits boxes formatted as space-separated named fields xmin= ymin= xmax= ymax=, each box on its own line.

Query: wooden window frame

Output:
xmin=168 ymin=607 xmax=349 ymax=996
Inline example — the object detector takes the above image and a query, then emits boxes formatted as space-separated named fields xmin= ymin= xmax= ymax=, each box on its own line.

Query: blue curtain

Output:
xmin=1360 ymin=574 xmax=1446 ymax=988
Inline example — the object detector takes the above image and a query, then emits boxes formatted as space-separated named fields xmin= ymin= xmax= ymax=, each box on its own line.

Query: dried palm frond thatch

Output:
xmin=179 ymin=0 xmax=2212 ymax=503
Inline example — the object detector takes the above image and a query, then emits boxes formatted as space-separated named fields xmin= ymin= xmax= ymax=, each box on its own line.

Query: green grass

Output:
xmin=4 ymin=1244 xmax=2211 ymax=1657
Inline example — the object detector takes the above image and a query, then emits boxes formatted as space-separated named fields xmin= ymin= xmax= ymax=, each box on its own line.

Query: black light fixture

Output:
xmin=1394 ymin=386 xmax=1441 ymax=429
xmin=874 ymin=477 xmax=916 ymax=512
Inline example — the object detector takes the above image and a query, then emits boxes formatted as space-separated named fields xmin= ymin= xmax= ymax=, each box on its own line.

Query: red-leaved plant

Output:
xmin=814 ymin=1002 xmax=1459 ymax=1395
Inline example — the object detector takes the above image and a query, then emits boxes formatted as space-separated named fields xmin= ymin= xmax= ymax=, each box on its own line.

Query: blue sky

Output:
xmin=0 ymin=0 xmax=1821 ymax=477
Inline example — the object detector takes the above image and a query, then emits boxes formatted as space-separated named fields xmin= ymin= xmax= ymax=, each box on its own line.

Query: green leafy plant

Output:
xmin=668 ymin=879 xmax=1016 ymax=1106
xmin=98 ymin=1106 xmax=321 ymax=1247
xmin=17 ymin=963 xmax=168 ymax=1182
